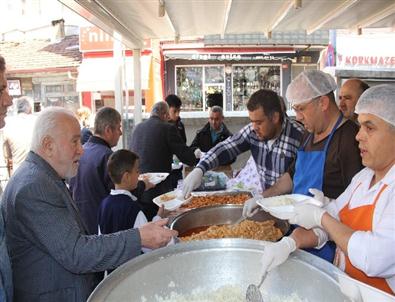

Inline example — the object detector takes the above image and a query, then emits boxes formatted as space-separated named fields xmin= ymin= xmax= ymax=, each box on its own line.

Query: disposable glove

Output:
xmin=288 ymin=203 xmax=326 ymax=229
xmin=308 ymin=188 xmax=332 ymax=207
xmin=242 ymin=196 xmax=262 ymax=218
xmin=261 ymin=237 xmax=296 ymax=272
xmin=194 ymin=148 xmax=202 ymax=159
xmin=182 ymin=168 xmax=203 ymax=198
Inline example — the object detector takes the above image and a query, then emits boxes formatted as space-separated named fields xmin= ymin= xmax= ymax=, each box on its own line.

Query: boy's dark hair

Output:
xmin=165 ymin=94 xmax=182 ymax=109
xmin=107 ymin=149 xmax=139 ymax=184
xmin=247 ymin=89 xmax=283 ymax=123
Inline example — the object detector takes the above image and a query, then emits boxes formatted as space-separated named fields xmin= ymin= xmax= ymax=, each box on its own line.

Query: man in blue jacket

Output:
xmin=70 ymin=107 xmax=123 ymax=235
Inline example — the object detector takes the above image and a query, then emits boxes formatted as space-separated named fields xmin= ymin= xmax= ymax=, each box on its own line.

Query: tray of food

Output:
xmin=138 ymin=172 xmax=169 ymax=185
xmin=181 ymin=191 xmax=253 ymax=209
xmin=170 ymin=204 xmax=288 ymax=243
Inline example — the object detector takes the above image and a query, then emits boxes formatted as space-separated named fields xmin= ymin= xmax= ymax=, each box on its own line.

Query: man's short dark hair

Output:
xmin=94 ymin=107 xmax=121 ymax=135
xmin=107 ymin=149 xmax=139 ymax=184
xmin=165 ymin=94 xmax=182 ymax=109
xmin=247 ymin=89 xmax=283 ymax=122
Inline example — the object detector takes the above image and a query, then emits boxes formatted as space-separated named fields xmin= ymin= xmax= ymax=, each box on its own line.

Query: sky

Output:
xmin=0 ymin=0 xmax=90 ymax=35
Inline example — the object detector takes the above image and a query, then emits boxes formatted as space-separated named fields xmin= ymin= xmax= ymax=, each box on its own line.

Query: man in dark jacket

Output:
xmin=165 ymin=94 xmax=186 ymax=188
xmin=190 ymin=106 xmax=232 ymax=155
xmin=165 ymin=94 xmax=186 ymax=142
xmin=129 ymin=102 xmax=197 ymax=219
xmin=70 ymin=107 xmax=123 ymax=235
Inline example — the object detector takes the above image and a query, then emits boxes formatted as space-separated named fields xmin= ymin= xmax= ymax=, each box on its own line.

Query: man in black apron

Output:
xmin=244 ymin=70 xmax=363 ymax=263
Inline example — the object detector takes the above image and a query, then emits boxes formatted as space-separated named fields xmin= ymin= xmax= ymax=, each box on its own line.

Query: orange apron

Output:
xmin=337 ymin=182 xmax=394 ymax=295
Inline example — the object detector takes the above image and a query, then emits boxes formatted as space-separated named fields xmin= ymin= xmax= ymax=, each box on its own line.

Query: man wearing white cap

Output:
xmin=256 ymin=84 xmax=395 ymax=295
xmin=244 ymin=70 xmax=363 ymax=262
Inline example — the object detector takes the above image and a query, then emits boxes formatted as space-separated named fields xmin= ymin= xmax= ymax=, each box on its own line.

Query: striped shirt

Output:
xmin=197 ymin=117 xmax=304 ymax=191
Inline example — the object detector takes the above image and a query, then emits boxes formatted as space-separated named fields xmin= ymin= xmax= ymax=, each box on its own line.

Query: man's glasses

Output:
xmin=292 ymin=96 xmax=321 ymax=114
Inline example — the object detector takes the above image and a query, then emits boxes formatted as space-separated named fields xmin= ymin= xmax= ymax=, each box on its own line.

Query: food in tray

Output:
xmin=266 ymin=196 xmax=294 ymax=207
xmin=160 ymin=193 xmax=176 ymax=202
xmin=181 ymin=193 xmax=251 ymax=209
xmin=180 ymin=219 xmax=282 ymax=242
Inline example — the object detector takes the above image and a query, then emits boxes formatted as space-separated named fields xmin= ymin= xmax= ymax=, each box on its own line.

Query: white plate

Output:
xmin=256 ymin=194 xmax=322 ymax=220
xmin=138 ymin=173 xmax=169 ymax=185
xmin=153 ymin=190 xmax=192 ymax=211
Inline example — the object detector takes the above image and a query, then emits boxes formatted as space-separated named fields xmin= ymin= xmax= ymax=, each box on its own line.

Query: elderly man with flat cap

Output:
xmin=244 ymin=70 xmax=363 ymax=262
xmin=254 ymin=84 xmax=395 ymax=296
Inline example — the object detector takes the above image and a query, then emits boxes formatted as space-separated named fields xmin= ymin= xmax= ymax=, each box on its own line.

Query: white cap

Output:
xmin=286 ymin=70 xmax=337 ymax=105
xmin=355 ymin=84 xmax=395 ymax=127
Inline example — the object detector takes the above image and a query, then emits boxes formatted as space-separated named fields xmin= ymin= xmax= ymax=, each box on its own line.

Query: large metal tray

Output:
xmin=170 ymin=204 xmax=289 ymax=238
xmin=88 ymin=239 xmax=352 ymax=302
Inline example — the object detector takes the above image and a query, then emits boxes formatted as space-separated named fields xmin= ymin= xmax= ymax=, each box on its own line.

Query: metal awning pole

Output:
xmin=133 ymin=48 xmax=142 ymax=125
xmin=113 ymin=33 xmax=124 ymax=149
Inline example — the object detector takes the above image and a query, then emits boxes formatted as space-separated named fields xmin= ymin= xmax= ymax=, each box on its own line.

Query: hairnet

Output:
xmin=355 ymin=84 xmax=395 ymax=127
xmin=286 ymin=70 xmax=337 ymax=105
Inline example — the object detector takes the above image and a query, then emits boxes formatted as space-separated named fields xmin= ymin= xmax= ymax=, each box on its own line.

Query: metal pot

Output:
xmin=88 ymin=239 xmax=351 ymax=302
xmin=170 ymin=204 xmax=289 ymax=238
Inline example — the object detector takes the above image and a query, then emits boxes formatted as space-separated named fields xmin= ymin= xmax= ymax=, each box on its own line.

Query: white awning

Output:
xmin=76 ymin=56 xmax=150 ymax=92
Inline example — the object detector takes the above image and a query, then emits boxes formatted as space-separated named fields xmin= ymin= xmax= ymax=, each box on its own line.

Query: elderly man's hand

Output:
xmin=261 ymin=237 xmax=296 ymax=272
xmin=182 ymin=168 xmax=203 ymax=198
xmin=139 ymin=219 xmax=178 ymax=249
xmin=288 ymin=203 xmax=326 ymax=229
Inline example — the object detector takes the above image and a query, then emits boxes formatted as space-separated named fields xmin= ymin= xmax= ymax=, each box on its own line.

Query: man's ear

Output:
xmin=272 ymin=111 xmax=280 ymax=124
xmin=42 ymin=135 xmax=54 ymax=156
xmin=319 ymin=95 xmax=330 ymax=111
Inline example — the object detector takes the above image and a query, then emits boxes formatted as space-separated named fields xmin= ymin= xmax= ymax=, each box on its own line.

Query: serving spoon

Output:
xmin=245 ymin=268 xmax=268 ymax=302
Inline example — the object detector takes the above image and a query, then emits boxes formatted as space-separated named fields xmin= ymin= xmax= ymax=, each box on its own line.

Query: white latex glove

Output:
xmin=182 ymin=168 xmax=203 ymax=198
xmin=194 ymin=148 xmax=202 ymax=159
xmin=261 ymin=237 xmax=296 ymax=272
xmin=242 ymin=196 xmax=262 ymax=218
xmin=308 ymin=188 xmax=332 ymax=207
xmin=289 ymin=203 xmax=326 ymax=229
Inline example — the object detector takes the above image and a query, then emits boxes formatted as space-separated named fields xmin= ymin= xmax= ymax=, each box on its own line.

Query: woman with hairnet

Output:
xmin=257 ymin=84 xmax=395 ymax=295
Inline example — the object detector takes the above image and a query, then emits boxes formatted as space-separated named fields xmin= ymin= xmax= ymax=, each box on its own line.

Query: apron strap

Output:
xmin=324 ymin=113 xmax=343 ymax=152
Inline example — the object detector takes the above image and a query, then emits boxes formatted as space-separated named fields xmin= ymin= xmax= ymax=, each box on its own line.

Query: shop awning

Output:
xmin=76 ymin=56 xmax=151 ymax=92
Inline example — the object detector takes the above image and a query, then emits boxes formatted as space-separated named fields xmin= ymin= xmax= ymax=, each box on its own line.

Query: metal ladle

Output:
xmin=245 ymin=269 xmax=268 ymax=302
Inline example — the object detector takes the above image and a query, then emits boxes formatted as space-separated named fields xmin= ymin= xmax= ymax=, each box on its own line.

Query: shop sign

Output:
xmin=185 ymin=53 xmax=290 ymax=61
xmin=337 ymin=54 xmax=395 ymax=67
xmin=7 ymin=79 xmax=21 ymax=96
xmin=80 ymin=26 xmax=114 ymax=52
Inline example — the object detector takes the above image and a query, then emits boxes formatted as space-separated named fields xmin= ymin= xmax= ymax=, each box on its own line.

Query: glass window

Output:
xmin=205 ymin=66 xmax=224 ymax=84
xmin=45 ymin=84 xmax=63 ymax=93
xmin=176 ymin=66 xmax=203 ymax=111
xmin=232 ymin=65 xmax=281 ymax=111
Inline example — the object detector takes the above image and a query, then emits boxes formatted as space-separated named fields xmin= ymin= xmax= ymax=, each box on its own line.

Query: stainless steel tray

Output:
xmin=88 ymin=239 xmax=352 ymax=302
xmin=170 ymin=204 xmax=289 ymax=238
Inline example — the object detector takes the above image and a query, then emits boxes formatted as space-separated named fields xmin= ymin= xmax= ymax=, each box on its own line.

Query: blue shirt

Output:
xmin=198 ymin=117 xmax=304 ymax=191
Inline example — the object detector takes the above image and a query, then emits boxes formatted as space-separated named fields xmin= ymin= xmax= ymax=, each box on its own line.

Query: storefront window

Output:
xmin=176 ymin=64 xmax=280 ymax=112
xmin=232 ymin=65 xmax=281 ymax=111
xmin=176 ymin=66 xmax=203 ymax=111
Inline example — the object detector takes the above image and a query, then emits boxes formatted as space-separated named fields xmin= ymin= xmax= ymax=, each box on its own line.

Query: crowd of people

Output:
xmin=0 ymin=51 xmax=394 ymax=301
